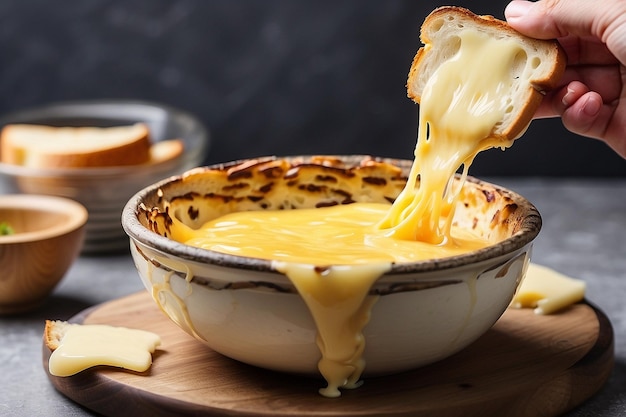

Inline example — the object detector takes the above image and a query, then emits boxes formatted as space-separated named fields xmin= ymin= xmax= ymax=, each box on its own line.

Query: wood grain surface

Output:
xmin=43 ymin=291 xmax=614 ymax=417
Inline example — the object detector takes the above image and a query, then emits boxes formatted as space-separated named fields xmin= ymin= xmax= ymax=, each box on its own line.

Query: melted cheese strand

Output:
xmin=378 ymin=30 xmax=521 ymax=243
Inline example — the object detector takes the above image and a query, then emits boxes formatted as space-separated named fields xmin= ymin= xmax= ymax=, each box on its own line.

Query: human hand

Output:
xmin=505 ymin=0 xmax=626 ymax=157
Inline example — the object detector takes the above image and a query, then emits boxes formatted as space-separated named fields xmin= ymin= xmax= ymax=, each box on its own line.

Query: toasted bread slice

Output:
xmin=0 ymin=123 xmax=152 ymax=168
xmin=407 ymin=6 xmax=566 ymax=140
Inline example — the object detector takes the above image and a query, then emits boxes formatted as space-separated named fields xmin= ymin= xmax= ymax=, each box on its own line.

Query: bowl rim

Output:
xmin=0 ymin=194 xmax=88 ymax=243
xmin=0 ymin=99 xmax=209 ymax=177
xmin=122 ymin=156 xmax=542 ymax=275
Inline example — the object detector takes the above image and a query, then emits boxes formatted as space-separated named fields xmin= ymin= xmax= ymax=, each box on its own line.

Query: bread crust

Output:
xmin=407 ymin=6 xmax=566 ymax=141
xmin=44 ymin=319 xmax=72 ymax=351
xmin=149 ymin=139 xmax=185 ymax=166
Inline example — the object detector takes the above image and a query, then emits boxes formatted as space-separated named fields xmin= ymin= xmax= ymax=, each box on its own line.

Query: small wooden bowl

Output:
xmin=0 ymin=194 xmax=87 ymax=314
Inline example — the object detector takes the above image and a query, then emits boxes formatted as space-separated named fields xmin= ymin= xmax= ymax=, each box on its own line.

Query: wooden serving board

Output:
xmin=43 ymin=291 xmax=614 ymax=417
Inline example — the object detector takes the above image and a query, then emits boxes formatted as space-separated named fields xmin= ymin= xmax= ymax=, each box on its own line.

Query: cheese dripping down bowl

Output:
xmin=122 ymin=155 xmax=541 ymax=396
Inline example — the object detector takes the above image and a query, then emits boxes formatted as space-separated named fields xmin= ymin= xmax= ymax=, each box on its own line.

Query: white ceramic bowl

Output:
xmin=0 ymin=194 xmax=87 ymax=314
xmin=0 ymin=100 xmax=209 ymax=253
xmin=122 ymin=155 xmax=540 ymax=380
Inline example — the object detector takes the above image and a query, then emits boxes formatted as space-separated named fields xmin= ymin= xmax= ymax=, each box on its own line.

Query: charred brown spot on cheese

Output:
xmin=223 ymin=183 xmax=250 ymax=192
xmin=316 ymin=201 xmax=339 ymax=208
xmin=490 ymin=209 xmax=502 ymax=228
xmin=187 ymin=206 xmax=199 ymax=221
xmin=500 ymin=203 xmax=519 ymax=226
xmin=258 ymin=163 xmax=287 ymax=179
xmin=259 ymin=182 xmax=274 ymax=193
xmin=334 ymin=189 xmax=356 ymax=204
xmin=489 ymin=203 xmax=518 ymax=229
xmin=299 ymin=183 xmax=326 ymax=193
xmin=315 ymin=175 xmax=338 ymax=183
xmin=170 ymin=192 xmax=199 ymax=203
xmin=226 ymin=159 xmax=263 ymax=180
xmin=482 ymin=189 xmax=496 ymax=203
xmin=363 ymin=176 xmax=387 ymax=186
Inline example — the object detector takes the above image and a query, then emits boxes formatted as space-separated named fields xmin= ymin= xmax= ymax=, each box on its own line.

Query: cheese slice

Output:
xmin=511 ymin=263 xmax=586 ymax=315
xmin=48 ymin=324 xmax=161 ymax=377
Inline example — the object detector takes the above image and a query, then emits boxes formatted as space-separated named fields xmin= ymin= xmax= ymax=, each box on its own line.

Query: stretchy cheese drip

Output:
xmin=275 ymin=262 xmax=388 ymax=398
xmin=48 ymin=325 xmax=161 ymax=377
xmin=378 ymin=30 xmax=522 ymax=243
xmin=511 ymin=263 xmax=586 ymax=314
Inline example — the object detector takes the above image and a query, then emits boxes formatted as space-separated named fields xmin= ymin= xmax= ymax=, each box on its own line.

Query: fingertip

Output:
xmin=505 ymin=0 xmax=544 ymax=37
xmin=504 ymin=0 xmax=564 ymax=39
xmin=581 ymin=93 xmax=602 ymax=117
xmin=562 ymin=81 xmax=590 ymax=108
xmin=504 ymin=1 xmax=532 ymax=23
xmin=562 ymin=91 xmax=603 ymax=134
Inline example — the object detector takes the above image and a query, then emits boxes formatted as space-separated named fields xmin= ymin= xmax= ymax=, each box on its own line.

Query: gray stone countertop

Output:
xmin=1 ymin=177 xmax=625 ymax=416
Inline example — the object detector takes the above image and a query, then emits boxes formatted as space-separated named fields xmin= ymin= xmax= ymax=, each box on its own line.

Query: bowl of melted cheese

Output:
xmin=122 ymin=154 xmax=541 ymax=398
xmin=121 ymin=5 xmax=568 ymax=397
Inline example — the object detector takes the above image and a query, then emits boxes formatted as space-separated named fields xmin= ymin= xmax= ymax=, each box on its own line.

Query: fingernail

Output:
xmin=582 ymin=95 xmax=602 ymax=117
xmin=562 ymin=87 xmax=576 ymax=107
xmin=505 ymin=1 xmax=532 ymax=20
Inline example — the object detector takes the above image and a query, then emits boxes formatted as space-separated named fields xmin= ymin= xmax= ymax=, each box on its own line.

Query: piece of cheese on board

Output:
xmin=511 ymin=263 xmax=586 ymax=315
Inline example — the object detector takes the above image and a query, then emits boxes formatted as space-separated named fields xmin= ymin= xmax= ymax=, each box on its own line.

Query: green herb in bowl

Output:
xmin=0 ymin=222 xmax=14 ymax=235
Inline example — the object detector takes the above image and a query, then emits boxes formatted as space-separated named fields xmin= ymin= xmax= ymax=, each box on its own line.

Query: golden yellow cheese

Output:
xmin=173 ymin=203 xmax=490 ymax=397
xmin=511 ymin=263 xmax=586 ymax=315
xmin=179 ymin=203 xmax=490 ymax=265
xmin=48 ymin=324 xmax=161 ymax=377
xmin=275 ymin=262 xmax=388 ymax=398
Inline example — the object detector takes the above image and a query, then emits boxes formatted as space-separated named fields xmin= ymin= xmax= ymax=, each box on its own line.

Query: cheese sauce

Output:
xmin=177 ymin=203 xmax=489 ymax=265
xmin=48 ymin=324 xmax=161 ymax=377
xmin=171 ymin=29 xmax=526 ymax=397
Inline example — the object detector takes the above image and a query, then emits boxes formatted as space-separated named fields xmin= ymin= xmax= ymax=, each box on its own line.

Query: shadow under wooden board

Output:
xmin=43 ymin=291 xmax=614 ymax=417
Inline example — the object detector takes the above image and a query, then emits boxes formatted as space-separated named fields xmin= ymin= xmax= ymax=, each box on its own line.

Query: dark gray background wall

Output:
xmin=0 ymin=0 xmax=624 ymax=176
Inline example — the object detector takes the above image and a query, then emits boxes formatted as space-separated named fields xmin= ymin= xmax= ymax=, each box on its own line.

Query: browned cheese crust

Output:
xmin=137 ymin=156 xmax=411 ymax=238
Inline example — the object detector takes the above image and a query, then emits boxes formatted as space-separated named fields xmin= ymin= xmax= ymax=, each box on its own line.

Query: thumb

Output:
xmin=505 ymin=0 xmax=569 ymax=39
xmin=505 ymin=0 xmax=626 ymax=65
